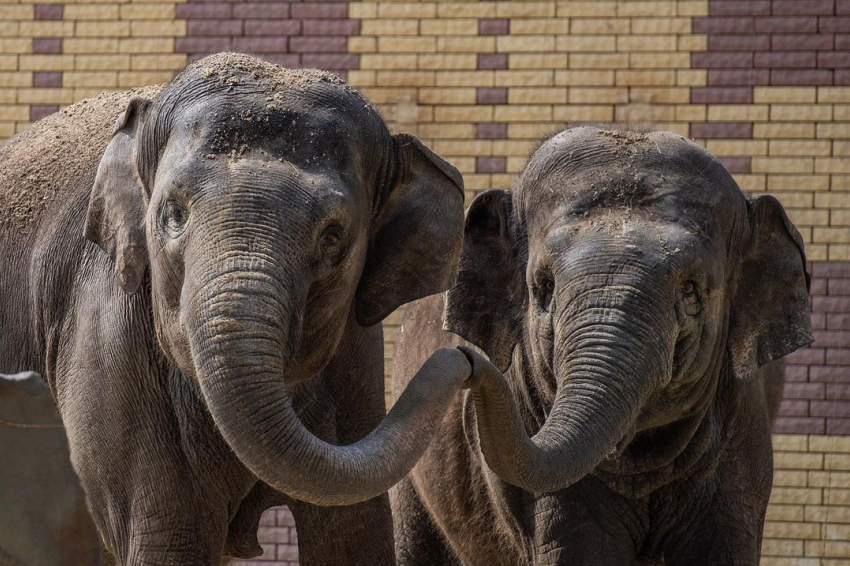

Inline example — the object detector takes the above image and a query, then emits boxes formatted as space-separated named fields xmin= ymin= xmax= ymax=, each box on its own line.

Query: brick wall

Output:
xmin=0 ymin=0 xmax=847 ymax=563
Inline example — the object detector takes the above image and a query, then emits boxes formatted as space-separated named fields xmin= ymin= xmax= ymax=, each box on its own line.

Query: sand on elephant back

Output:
xmin=0 ymin=85 xmax=163 ymax=234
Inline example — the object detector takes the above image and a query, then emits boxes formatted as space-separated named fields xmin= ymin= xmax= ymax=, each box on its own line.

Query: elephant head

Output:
xmin=445 ymin=127 xmax=812 ymax=494
xmin=84 ymin=53 xmax=467 ymax=506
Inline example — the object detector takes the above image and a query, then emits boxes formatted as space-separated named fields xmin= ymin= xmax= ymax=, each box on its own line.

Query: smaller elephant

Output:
xmin=0 ymin=372 xmax=101 ymax=566
xmin=392 ymin=127 xmax=811 ymax=566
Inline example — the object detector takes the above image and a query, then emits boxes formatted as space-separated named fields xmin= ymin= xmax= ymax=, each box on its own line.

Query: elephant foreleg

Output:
xmin=392 ymin=476 xmax=461 ymax=566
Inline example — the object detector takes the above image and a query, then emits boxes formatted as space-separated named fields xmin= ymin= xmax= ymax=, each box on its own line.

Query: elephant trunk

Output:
xmin=465 ymin=282 xmax=673 ymax=493
xmin=186 ymin=251 xmax=471 ymax=506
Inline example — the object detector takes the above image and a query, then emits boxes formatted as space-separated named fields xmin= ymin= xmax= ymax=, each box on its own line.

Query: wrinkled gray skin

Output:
xmin=392 ymin=127 xmax=811 ymax=566
xmin=0 ymin=53 xmax=474 ymax=565
xmin=0 ymin=372 xmax=101 ymax=566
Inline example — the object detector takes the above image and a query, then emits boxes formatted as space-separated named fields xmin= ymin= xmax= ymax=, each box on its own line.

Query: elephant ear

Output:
xmin=355 ymin=133 xmax=465 ymax=327
xmin=729 ymin=195 xmax=813 ymax=380
xmin=84 ymin=97 xmax=151 ymax=295
xmin=443 ymin=189 xmax=522 ymax=371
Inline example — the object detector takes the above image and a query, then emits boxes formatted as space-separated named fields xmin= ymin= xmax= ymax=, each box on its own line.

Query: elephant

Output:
xmin=391 ymin=126 xmax=811 ymax=566
xmin=0 ymin=372 xmax=101 ymax=566
xmin=0 ymin=52 xmax=477 ymax=565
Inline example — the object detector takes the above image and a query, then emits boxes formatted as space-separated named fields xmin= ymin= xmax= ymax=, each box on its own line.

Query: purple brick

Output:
xmin=828 ymin=278 xmax=850 ymax=295
xmin=709 ymin=1 xmax=771 ymax=15
xmin=771 ymin=69 xmax=833 ymax=85
xmin=773 ymin=0 xmax=835 ymax=15
xmin=827 ymin=348 xmax=850 ymax=365
xmin=755 ymin=51 xmax=817 ymax=68
xmin=812 ymin=313 xmax=828 ymax=330
xmin=811 ymin=365 xmax=850 ymax=382
xmin=690 ymin=122 xmax=753 ymax=138
xmin=175 ymin=3 xmax=232 ymax=19
xmin=259 ymin=510 xmax=276 ymax=527
xmin=290 ymin=3 xmax=348 ymax=19
xmin=708 ymin=69 xmax=770 ymax=86
xmin=32 ymin=38 xmax=61 ymax=54
xmin=478 ymin=53 xmax=508 ymax=69
xmin=820 ymin=16 xmax=850 ymax=32
xmin=691 ymin=51 xmax=753 ymax=69
xmin=477 ymin=123 xmax=508 ymax=139
xmin=301 ymin=53 xmax=360 ymax=70
xmin=786 ymin=365 xmax=810 ymax=381
xmin=827 ymin=418 xmax=850 ymax=434
xmin=811 ymin=278 xmax=829 ymax=295
xmin=755 ymin=17 xmax=818 ymax=33
xmin=785 ymin=347 xmax=826 ymax=366
xmin=277 ymin=544 xmax=299 ymax=561
xmin=774 ymin=34 xmax=835 ymax=51
xmin=302 ymin=19 xmax=360 ymax=36
xmin=479 ymin=18 xmax=509 ymax=35
xmin=813 ymin=263 xmax=850 ymax=278
xmin=692 ymin=17 xmax=755 ymax=34
xmin=708 ymin=34 xmax=771 ymax=51
xmin=476 ymin=87 xmax=507 ymax=105
xmin=187 ymin=19 xmax=243 ymax=37
xmin=826 ymin=384 xmax=850 ymax=399
xmin=840 ymin=0 xmax=850 ymax=13
xmin=827 ymin=315 xmax=850 ymax=330
xmin=476 ymin=156 xmax=506 ymax=173
xmin=175 ymin=36 xmax=233 ymax=54
xmin=779 ymin=399 xmax=811 ymax=416
xmin=233 ymin=2 xmax=289 ymax=19
xmin=32 ymin=71 xmax=61 ymax=87
xmin=813 ymin=330 xmax=850 ymax=348
xmin=784 ymin=382 xmax=827 ymax=400
xmin=30 ymin=104 xmax=58 ymax=122
xmin=838 ymin=34 xmax=850 ymax=49
xmin=819 ymin=51 xmax=850 ymax=67
xmin=773 ymin=416 xmax=825 ymax=434
xmin=811 ymin=400 xmax=850 ymax=417
xmin=244 ymin=20 xmax=301 ymax=36
xmin=232 ymin=37 xmax=290 ymax=53
xmin=716 ymin=156 xmax=752 ymax=173
xmin=691 ymin=87 xmax=753 ymax=103
xmin=257 ymin=527 xmax=289 ymax=544
xmin=289 ymin=36 xmax=347 ymax=53
xmin=34 ymin=4 xmax=63 ymax=20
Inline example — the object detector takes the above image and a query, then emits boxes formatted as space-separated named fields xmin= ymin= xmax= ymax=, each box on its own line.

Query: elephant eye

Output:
xmin=318 ymin=224 xmax=346 ymax=265
xmin=681 ymin=280 xmax=701 ymax=315
xmin=161 ymin=200 xmax=189 ymax=237
xmin=537 ymin=277 xmax=555 ymax=312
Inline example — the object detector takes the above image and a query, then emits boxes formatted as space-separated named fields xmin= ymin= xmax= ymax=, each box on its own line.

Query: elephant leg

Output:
xmin=392 ymin=476 xmax=460 ymax=566
xmin=289 ymin=495 xmax=395 ymax=566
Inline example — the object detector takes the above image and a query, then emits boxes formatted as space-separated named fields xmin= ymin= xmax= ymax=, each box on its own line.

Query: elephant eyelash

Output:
xmin=160 ymin=200 xmax=189 ymax=237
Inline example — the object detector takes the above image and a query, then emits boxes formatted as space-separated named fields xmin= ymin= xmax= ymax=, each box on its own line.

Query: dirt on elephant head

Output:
xmin=0 ymin=84 xmax=163 ymax=235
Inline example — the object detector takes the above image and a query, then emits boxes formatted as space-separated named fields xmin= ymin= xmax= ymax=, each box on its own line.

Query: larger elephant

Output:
xmin=391 ymin=127 xmax=811 ymax=565
xmin=0 ymin=52 xmax=475 ymax=565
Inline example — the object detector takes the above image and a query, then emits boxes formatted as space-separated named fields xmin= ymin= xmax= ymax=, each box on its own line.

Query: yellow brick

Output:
xmin=771 ymin=104 xmax=833 ymax=122
xmin=770 ymin=487 xmax=824 ymax=506
xmin=349 ymin=3 xmax=377 ymax=19
xmin=555 ymin=35 xmax=616 ymax=52
xmin=130 ymin=54 xmax=185 ymax=71
xmin=496 ymin=2 xmax=555 ymax=17
xmin=0 ymin=89 xmax=15 ymax=104
xmin=358 ymin=87 xmax=415 ymax=104
xmin=510 ymin=53 xmax=568 ymax=70
xmin=678 ymin=1 xmax=708 ymax=16
xmin=361 ymin=54 xmax=417 ymax=70
xmin=630 ymin=87 xmax=689 ymax=104
xmin=706 ymin=140 xmax=768 ymax=156
xmin=617 ymin=35 xmax=677 ymax=52
xmin=348 ymin=37 xmax=377 ymax=54
xmin=378 ymin=37 xmax=436 ymax=53
xmin=818 ymin=123 xmax=850 ymax=139
xmin=826 ymin=489 xmax=850 ymax=505
xmin=0 ymin=5 xmax=32 ymax=18
xmin=766 ymin=192 xmax=814 ymax=208
xmin=494 ymin=70 xmax=553 ymax=87
xmin=553 ymin=105 xmax=614 ymax=122
xmin=496 ymin=36 xmax=556 ymax=53
xmin=811 ymin=470 xmax=850 ymax=489
xmin=64 ymin=71 xmax=117 ymax=88
xmin=754 ymin=123 xmax=816 ymax=139
xmin=420 ymin=20 xmax=478 ymax=36
xmin=76 ymin=21 xmax=130 ymax=37
xmin=753 ymin=158 xmax=814 ymax=174
xmin=64 ymin=3 xmax=119 ymax=19
xmin=773 ymin=469 xmax=809 ymax=487
xmin=764 ymin=521 xmax=822 ymax=540
xmin=507 ymin=123 xmax=562 ymax=140
xmin=787 ymin=209 xmax=831 ymax=226
xmin=494 ymin=105 xmax=552 ymax=122
xmin=438 ymin=3 xmax=496 ymax=18
xmin=75 ymin=54 xmax=131 ymax=71
xmin=437 ymin=37 xmax=495 ymax=53
xmin=615 ymin=104 xmax=675 ymax=122
xmin=570 ymin=18 xmax=630 ymax=35
xmin=774 ymin=438 xmax=815 ymax=455
xmin=832 ymin=176 xmax=850 ymax=191
xmin=677 ymin=69 xmax=707 ymax=87
xmin=18 ymin=55 xmax=75 ymax=72
xmin=631 ymin=17 xmax=691 ymax=34
xmin=766 ymin=504 xmax=805 ymax=522
xmin=19 ymin=21 xmax=75 ymax=38
xmin=120 ymin=4 xmax=174 ymax=19
xmin=762 ymin=538 xmax=804 ymax=557
xmin=0 ymin=105 xmax=31 ymax=121
xmin=678 ymin=35 xmax=708 ymax=52
xmin=816 ymin=192 xmax=850 ymax=208
xmin=433 ymin=140 xmax=492 ymax=157
xmin=64 ymin=38 xmax=118 ymax=54
xmin=569 ymin=87 xmax=627 ymax=104
xmin=434 ymin=105 xmax=492 ymax=122
xmin=826 ymin=454 xmax=850 ymax=469
xmin=822 ymin=540 xmax=850 ymax=559
xmin=809 ymin=436 xmax=850 ymax=453
xmin=707 ymin=104 xmax=769 ymax=122
xmin=361 ymin=20 xmax=419 ymax=36
xmin=616 ymin=70 xmax=676 ymax=87
xmin=419 ymin=54 xmax=477 ymax=71
xmin=118 ymin=38 xmax=173 ymax=54
xmin=17 ymin=88 xmax=76 ymax=105
xmin=379 ymin=70 xmax=435 ymax=87
xmin=554 ymin=70 xmax=615 ymax=86
xmin=416 ymin=124 xmax=475 ymax=139
xmin=509 ymin=19 xmax=569 ymax=35
xmin=736 ymin=174 xmax=766 ymax=192
xmin=818 ymin=87 xmax=850 ymax=103
xmin=832 ymin=210 xmax=850 ymax=226
xmin=676 ymin=104 xmax=706 ymax=122
xmin=629 ymin=52 xmax=691 ymax=69
xmin=131 ymin=21 xmax=185 ymax=37
xmin=755 ymin=87 xmax=817 ymax=104
xmin=768 ymin=175 xmax=830 ymax=192
xmin=507 ymin=157 xmax=527 ymax=173
xmin=436 ymin=70 xmax=494 ymax=87
xmin=557 ymin=2 xmax=617 ymax=17
xmin=378 ymin=2 xmax=436 ymax=18
xmin=118 ymin=71 xmax=173 ymax=88
xmin=570 ymin=53 xmax=629 ymax=69
xmin=0 ymin=73 xmax=31 ymax=88
xmin=0 ymin=122 xmax=18 ymax=138
xmin=509 ymin=87 xmax=566 ymax=104
xmin=493 ymin=140 xmax=536 ymax=156
xmin=418 ymin=88 xmax=476 ymax=105
xmin=830 ymin=245 xmax=850 ymax=260
xmin=770 ymin=140 xmax=833 ymax=157
xmin=618 ymin=1 xmax=676 ymax=17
